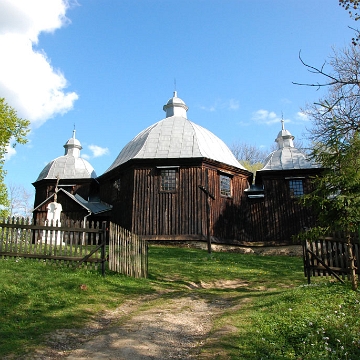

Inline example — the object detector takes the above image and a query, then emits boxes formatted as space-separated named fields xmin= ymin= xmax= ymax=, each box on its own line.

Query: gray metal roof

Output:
xmin=259 ymin=121 xmax=319 ymax=171
xmin=35 ymin=131 xmax=97 ymax=181
xmin=73 ymin=194 xmax=112 ymax=214
xmin=105 ymin=93 xmax=245 ymax=173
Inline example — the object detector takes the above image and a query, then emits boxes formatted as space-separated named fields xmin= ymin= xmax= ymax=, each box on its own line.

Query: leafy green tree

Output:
xmin=301 ymin=133 xmax=360 ymax=290
xmin=0 ymin=98 xmax=30 ymax=216
xmin=299 ymin=46 xmax=360 ymax=290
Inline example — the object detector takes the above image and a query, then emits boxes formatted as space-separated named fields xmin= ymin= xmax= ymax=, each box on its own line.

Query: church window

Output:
xmin=220 ymin=174 xmax=232 ymax=197
xmin=288 ymin=179 xmax=304 ymax=197
xmin=160 ymin=169 xmax=177 ymax=191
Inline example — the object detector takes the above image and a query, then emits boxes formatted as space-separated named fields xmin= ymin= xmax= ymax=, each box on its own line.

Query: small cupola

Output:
xmin=275 ymin=119 xmax=294 ymax=149
xmin=163 ymin=91 xmax=189 ymax=118
xmin=64 ymin=129 xmax=82 ymax=157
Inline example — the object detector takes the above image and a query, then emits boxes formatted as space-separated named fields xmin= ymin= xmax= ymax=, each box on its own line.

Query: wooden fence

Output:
xmin=0 ymin=218 xmax=148 ymax=278
xmin=303 ymin=232 xmax=360 ymax=284
xmin=0 ymin=217 xmax=107 ymax=273
xmin=108 ymin=222 xmax=148 ymax=278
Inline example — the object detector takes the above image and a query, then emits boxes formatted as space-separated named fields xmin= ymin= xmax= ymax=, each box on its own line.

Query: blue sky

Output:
xmin=0 ymin=0 xmax=354 ymax=198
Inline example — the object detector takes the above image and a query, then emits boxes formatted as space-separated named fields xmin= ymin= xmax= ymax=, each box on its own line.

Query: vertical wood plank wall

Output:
xmin=129 ymin=165 xmax=251 ymax=241
xmin=99 ymin=163 xmax=316 ymax=244
xmin=246 ymin=177 xmax=316 ymax=244
xmin=131 ymin=166 xmax=206 ymax=237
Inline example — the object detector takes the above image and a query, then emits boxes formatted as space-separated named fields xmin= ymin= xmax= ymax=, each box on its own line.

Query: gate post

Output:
xmin=101 ymin=221 xmax=107 ymax=277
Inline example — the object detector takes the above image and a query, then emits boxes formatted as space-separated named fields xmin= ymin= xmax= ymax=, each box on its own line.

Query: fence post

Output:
xmin=101 ymin=221 xmax=107 ymax=277
xmin=304 ymin=240 xmax=311 ymax=284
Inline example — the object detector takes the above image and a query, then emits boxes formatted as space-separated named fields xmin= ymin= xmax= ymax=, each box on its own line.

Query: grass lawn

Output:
xmin=0 ymin=245 xmax=359 ymax=359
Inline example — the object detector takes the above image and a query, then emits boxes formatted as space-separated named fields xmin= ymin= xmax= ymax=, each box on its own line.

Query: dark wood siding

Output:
xmin=131 ymin=166 xmax=206 ymax=238
xmin=245 ymin=170 xmax=320 ymax=244
xmin=98 ymin=158 xmax=251 ymax=242
xmin=99 ymin=168 xmax=134 ymax=231
xmin=33 ymin=179 xmax=96 ymax=208
xmin=105 ymin=162 xmax=251 ymax=242
xmin=33 ymin=191 xmax=89 ymax=224
xmin=209 ymin=167 xmax=251 ymax=242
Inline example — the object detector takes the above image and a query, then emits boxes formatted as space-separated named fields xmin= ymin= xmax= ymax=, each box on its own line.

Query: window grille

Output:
xmin=289 ymin=179 xmax=304 ymax=197
xmin=160 ymin=169 xmax=177 ymax=191
xmin=220 ymin=174 xmax=231 ymax=197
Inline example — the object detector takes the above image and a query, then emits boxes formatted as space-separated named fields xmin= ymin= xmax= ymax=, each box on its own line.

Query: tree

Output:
xmin=0 ymin=98 xmax=30 ymax=215
xmin=299 ymin=46 xmax=360 ymax=290
xmin=7 ymin=183 xmax=34 ymax=218
xmin=339 ymin=0 xmax=360 ymax=44
xmin=230 ymin=142 xmax=267 ymax=176
xmin=340 ymin=0 xmax=360 ymax=20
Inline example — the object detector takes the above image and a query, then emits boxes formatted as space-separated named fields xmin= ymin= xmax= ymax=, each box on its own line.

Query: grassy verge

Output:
xmin=1 ymin=245 xmax=359 ymax=359
xmin=0 ymin=258 xmax=153 ymax=356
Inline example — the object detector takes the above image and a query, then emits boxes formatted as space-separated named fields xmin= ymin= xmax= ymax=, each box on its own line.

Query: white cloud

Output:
xmin=228 ymin=99 xmax=239 ymax=110
xmin=88 ymin=145 xmax=109 ymax=158
xmin=200 ymin=98 xmax=240 ymax=112
xmin=200 ymin=104 xmax=216 ymax=112
xmin=281 ymin=98 xmax=292 ymax=105
xmin=252 ymin=109 xmax=286 ymax=125
xmin=4 ymin=144 xmax=17 ymax=161
xmin=0 ymin=0 xmax=78 ymax=127
xmin=295 ymin=111 xmax=309 ymax=122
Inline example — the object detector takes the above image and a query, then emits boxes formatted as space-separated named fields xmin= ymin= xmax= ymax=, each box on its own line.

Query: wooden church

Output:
xmin=244 ymin=121 xmax=321 ymax=244
xmin=32 ymin=92 xmax=321 ymax=245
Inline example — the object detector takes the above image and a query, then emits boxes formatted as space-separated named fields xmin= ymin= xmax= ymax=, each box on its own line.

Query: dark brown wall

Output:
xmin=33 ymin=179 xmax=96 ymax=208
xmin=99 ymin=168 xmax=134 ymax=231
xmin=131 ymin=166 xmax=205 ymax=237
xmin=33 ymin=161 xmax=321 ymax=245
xmin=245 ymin=170 xmax=320 ymax=244
xmin=98 ymin=159 xmax=251 ymax=242
xmin=33 ymin=191 xmax=89 ymax=224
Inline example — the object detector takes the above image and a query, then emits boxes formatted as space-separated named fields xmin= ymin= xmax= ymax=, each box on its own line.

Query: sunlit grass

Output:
xmin=0 ymin=257 xmax=153 ymax=356
xmin=1 ymin=245 xmax=359 ymax=359
xmin=238 ymin=283 xmax=360 ymax=360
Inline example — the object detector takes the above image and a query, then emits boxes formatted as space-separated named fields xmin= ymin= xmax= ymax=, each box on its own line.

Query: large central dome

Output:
xmin=105 ymin=92 xmax=244 ymax=172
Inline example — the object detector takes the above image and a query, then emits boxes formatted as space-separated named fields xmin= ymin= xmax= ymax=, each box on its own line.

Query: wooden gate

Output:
xmin=303 ymin=233 xmax=360 ymax=284
xmin=108 ymin=222 xmax=148 ymax=278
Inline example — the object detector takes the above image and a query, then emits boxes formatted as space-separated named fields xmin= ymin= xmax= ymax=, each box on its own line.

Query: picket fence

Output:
xmin=108 ymin=222 xmax=148 ymax=278
xmin=303 ymin=231 xmax=360 ymax=284
xmin=0 ymin=217 xmax=148 ymax=278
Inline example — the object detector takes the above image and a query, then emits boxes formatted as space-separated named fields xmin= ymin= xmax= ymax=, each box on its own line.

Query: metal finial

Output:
xmin=281 ymin=114 xmax=285 ymax=131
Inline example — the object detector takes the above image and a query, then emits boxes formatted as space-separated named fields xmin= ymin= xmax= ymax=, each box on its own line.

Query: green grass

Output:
xmin=0 ymin=245 xmax=359 ymax=359
xmin=0 ymin=258 xmax=153 ymax=356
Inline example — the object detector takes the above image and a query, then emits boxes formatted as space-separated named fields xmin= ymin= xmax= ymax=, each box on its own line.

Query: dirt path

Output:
xmin=31 ymin=283 xmax=244 ymax=360
xmin=24 ymin=246 xmax=302 ymax=359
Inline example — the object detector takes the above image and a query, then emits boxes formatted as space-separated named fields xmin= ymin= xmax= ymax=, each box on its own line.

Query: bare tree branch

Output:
xmin=292 ymin=50 xmax=360 ymax=88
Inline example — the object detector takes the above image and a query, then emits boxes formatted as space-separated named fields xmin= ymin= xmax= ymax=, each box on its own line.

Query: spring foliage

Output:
xmin=0 ymin=98 xmax=30 ymax=215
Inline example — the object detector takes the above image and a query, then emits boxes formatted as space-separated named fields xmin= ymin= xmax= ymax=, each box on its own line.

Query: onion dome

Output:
xmin=259 ymin=120 xmax=318 ymax=171
xmin=35 ymin=130 xmax=97 ymax=181
xmin=105 ymin=92 xmax=244 ymax=172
